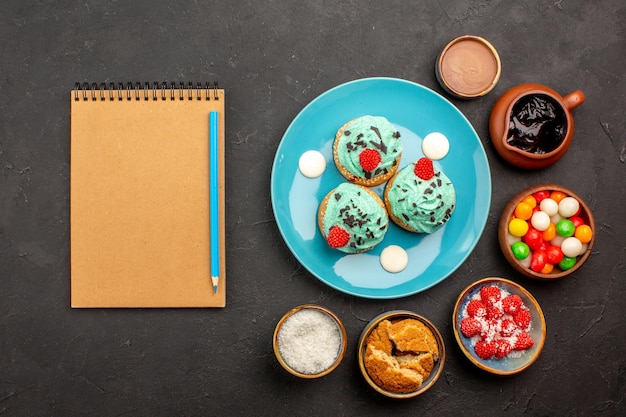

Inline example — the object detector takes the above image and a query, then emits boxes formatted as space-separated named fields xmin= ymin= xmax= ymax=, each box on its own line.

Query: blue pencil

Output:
xmin=209 ymin=111 xmax=220 ymax=293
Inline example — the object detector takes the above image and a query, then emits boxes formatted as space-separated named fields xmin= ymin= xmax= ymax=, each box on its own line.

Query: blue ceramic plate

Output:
xmin=452 ymin=277 xmax=546 ymax=375
xmin=270 ymin=78 xmax=491 ymax=299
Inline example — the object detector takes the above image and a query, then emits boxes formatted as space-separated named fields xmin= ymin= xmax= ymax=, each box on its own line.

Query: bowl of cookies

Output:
xmin=357 ymin=310 xmax=445 ymax=398
xmin=452 ymin=277 xmax=546 ymax=375
xmin=498 ymin=184 xmax=595 ymax=279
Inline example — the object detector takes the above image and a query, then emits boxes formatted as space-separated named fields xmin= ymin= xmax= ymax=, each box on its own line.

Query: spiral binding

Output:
xmin=73 ymin=81 xmax=220 ymax=101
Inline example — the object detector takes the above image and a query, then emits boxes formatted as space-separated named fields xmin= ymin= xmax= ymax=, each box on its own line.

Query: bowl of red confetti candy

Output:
xmin=453 ymin=277 xmax=546 ymax=375
xmin=498 ymin=184 xmax=595 ymax=280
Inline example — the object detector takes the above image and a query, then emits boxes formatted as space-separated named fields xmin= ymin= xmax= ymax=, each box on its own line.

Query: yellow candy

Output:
xmin=514 ymin=202 xmax=533 ymax=220
xmin=575 ymin=224 xmax=593 ymax=243
xmin=508 ymin=218 xmax=529 ymax=237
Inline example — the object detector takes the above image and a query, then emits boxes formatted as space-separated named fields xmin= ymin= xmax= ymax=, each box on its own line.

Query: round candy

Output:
xmin=519 ymin=255 xmax=531 ymax=269
xmin=561 ymin=237 xmax=583 ymax=258
xmin=523 ymin=227 xmax=544 ymax=250
xmin=540 ymin=263 xmax=554 ymax=274
xmin=380 ymin=245 xmax=409 ymax=273
xmin=575 ymin=224 xmax=593 ymax=244
xmin=556 ymin=219 xmax=575 ymax=237
xmin=550 ymin=213 xmax=564 ymax=225
xmin=550 ymin=191 xmax=567 ymax=203
xmin=546 ymin=245 xmax=564 ymax=264
xmin=298 ymin=150 xmax=326 ymax=178
xmin=559 ymin=256 xmax=577 ymax=271
xmin=558 ymin=197 xmax=580 ymax=218
xmin=511 ymin=241 xmax=531 ymax=259
xmin=514 ymin=202 xmax=534 ymax=220
xmin=530 ymin=250 xmax=547 ymax=272
xmin=521 ymin=195 xmax=537 ymax=208
xmin=569 ymin=216 xmax=585 ymax=228
xmin=551 ymin=235 xmax=565 ymax=247
xmin=530 ymin=211 xmax=551 ymax=231
xmin=532 ymin=190 xmax=550 ymax=203
xmin=542 ymin=223 xmax=557 ymax=241
xmin=508 ymin=218 xmax=529 ymax=237
xmin=539 ymin=198 xmax=559 ymax=216
xmin=421 ymin=132 xmax=450 ymax=160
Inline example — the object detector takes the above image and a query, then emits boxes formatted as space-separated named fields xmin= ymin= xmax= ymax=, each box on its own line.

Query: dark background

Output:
xmin=1 ymin=1 xmax=625 ymax=416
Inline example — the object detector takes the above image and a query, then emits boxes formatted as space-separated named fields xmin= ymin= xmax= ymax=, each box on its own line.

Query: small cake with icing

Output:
xmin=318 ymin=182 xmax=389 ymax=253
xmin=384 ymin=157 xmax=456 ymax=233
xmin=333 ymin=115 xmax=403 ymax=187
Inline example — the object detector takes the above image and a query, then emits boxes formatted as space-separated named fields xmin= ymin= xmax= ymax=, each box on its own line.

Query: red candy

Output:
xmin=530 ymin=250 xmax=547 ymax=272
xmin=523 ymin=227 xmax=544 ymax=251
xmin=532 ymin=190 xmax=551 ymax=203
xmin=546 ymin=245 xmax=564 ymax=264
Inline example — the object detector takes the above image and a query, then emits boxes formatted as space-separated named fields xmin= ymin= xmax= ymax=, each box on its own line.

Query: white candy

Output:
xmin=579 ymin=242 xmax=589 ymax=256
xmin=380 ymin=245 xmax=409 ymax=273
xmin=298 ymin=150 xmax=326 ymax=178
xmin=507 ymin=234 xmax=521 ymax=245
xmin=539 ymin=198 xmax=559 ymax=216
xmin=558 ymin=197 xmax=580 ymax=218
xmin=561 ymin=236 xmax=583 ymax=258
xmin=519 ymin=256 xmax=531 ymax=268
xmin=550 ymin=213 xmax=564 ymax=225
xmin=421 ymin=132 xmax=450 ymax=160
xmin=531 ymin=211 xmax=551 ymax=231
xmin=551 ymin=235 xmax=565 ymax=247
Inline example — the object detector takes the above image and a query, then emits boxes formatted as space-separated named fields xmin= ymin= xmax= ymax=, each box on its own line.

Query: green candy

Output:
xmin=559 ymin=256 xmax=577 ymax=270
xmin=556 ymin=219 xmax=575 ymax=237
xmin=511 ymin=241 xmax=531 ymax=259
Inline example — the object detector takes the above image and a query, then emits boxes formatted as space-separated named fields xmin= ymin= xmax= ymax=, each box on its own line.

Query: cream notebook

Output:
xmin=70 ymin=82 xmax=225 ymax=307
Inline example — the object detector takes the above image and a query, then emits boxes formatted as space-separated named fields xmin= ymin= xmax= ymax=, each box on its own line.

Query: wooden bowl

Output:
xmin=498 ymin=184 xmax=595 ymax=280
xmin=357 ymin=310 xmax=445 ymax=398
xmin=453 ymin=277 xmax=546 ymax=375
xmin=273 ymin=304 xmax=347 ymax=378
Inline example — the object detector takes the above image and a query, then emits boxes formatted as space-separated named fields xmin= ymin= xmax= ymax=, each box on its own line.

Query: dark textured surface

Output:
xmin=1 ymin=1 xmax=625 ymax=416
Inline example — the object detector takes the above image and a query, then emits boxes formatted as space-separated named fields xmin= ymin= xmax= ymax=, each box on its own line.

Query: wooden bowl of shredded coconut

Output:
xmin=273 ymin=304 xmax=347 ymax=378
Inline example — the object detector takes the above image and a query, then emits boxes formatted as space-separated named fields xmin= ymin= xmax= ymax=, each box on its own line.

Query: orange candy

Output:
xmin=541 ymin=263 xmax=554 ymax=274
xmin=550 ymin=191 xmax=568 ymax=203
xmin=514 ymin=202 xmax=534 ymax=220
xmin=542 ymin=223 xmax=557 ymax=241
xmin=521 ymin=195 xmax=537 ymax=208
xmin=575 ymin=224 xmax=593 ymax=243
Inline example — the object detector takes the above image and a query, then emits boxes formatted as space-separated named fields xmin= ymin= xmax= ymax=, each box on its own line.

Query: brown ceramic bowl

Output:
xmin=453 ymin=277 xmax=546 ymax=375
xmin=357 ymin=310 xmax=445 ymax=399
xmin=435 ymin=35 xmax=501 ymax=99
xmin=273 ymin=304 xmax=347 ymax=378
xmin=498 ymin=184 xmax=595 ymax=280
xmin=489 ymin=84 xmax=585 ymax=169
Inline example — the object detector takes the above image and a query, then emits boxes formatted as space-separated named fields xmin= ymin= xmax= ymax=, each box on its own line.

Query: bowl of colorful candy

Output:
xmin=357 ymin=311 xmax=445 ymax=398
xmin=453 ymin=277 xmax=546 ymax=375
xmin=498 ymin=184 xmax=595 ymax=280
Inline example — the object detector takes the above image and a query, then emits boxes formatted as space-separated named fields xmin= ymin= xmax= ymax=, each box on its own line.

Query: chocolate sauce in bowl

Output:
xmin=506 ymin=94 xmax=567 ymax=154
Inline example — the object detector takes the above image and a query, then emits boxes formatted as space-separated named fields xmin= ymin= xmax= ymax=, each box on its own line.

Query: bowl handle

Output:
xmin=562 ymin=90 xmax=585 ymax=111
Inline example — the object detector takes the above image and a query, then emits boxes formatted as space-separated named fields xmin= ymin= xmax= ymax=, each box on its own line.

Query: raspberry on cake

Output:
xmin=333 ymin=115 xmax=403 ymax=187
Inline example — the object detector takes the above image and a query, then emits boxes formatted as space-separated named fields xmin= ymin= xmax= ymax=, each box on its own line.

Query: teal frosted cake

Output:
xmin=333 ymin=115 xmax=403 ymax=187
xmin=318 ymin=182 xmax=389 ymax=253
xmin=384 ymin=157 xmax=456 ymax=233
